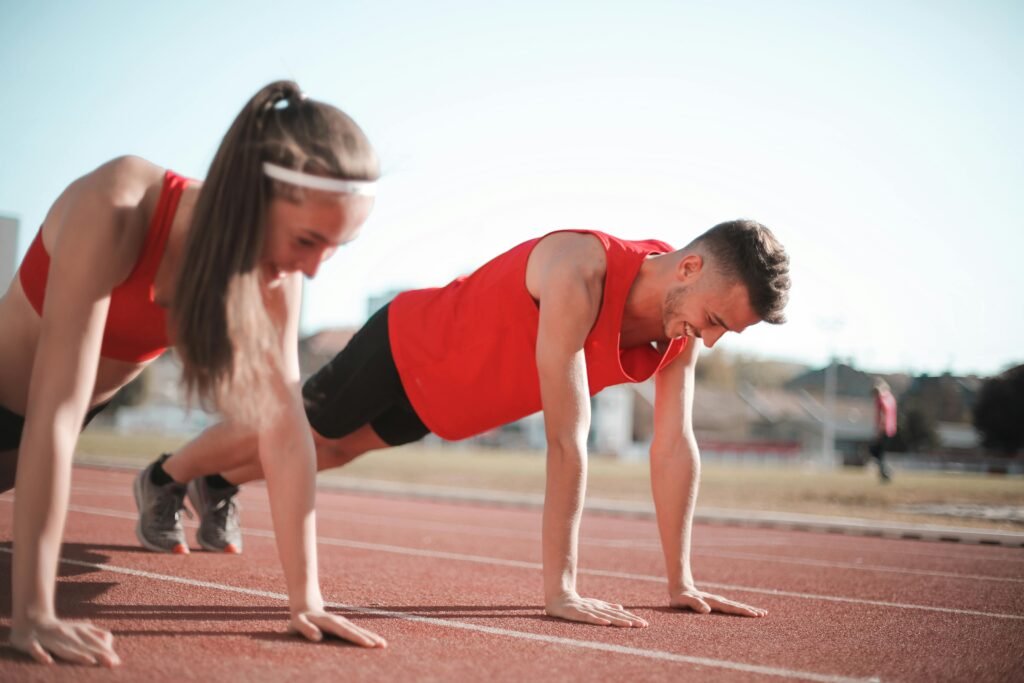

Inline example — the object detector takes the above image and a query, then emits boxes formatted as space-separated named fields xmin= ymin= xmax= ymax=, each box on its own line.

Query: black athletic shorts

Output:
xmin=0 ymin=401 xmax=110 ymax=492
xmin=0 ymin=401 xmax=109 ymax=452
xmin=302 ymin=303 xmax=430 ymax=447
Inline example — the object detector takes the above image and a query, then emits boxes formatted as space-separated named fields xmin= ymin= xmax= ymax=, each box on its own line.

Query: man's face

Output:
xmin=662 ymin=255 xmax=761 ymax=348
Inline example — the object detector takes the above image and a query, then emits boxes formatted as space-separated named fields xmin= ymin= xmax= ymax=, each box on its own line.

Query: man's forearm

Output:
xmin=542 ymin=442 xmax=587 ymax=602
xmin=650 ymin=439 xmax=700 ymax=592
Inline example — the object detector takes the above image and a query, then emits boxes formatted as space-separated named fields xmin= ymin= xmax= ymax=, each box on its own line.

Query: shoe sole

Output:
xmin=133 ymin=471 xmax=189 ymax=555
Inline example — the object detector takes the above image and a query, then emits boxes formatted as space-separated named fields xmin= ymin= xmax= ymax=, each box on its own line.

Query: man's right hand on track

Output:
xmin=545 ymin=593 xmax=648 ymax=627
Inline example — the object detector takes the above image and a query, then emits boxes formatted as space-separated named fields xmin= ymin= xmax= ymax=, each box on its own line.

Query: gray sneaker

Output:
xmin=187 ymin=477 xmax=243 ymax=554
xmin=133 ymin=461 xmax=191 ymax=554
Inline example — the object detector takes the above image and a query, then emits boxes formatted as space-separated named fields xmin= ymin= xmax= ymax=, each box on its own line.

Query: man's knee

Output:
xmin=313 ymin=434 xmax=359 ymax=469
xmin=312 ymin=426 xmax=382 ymax=470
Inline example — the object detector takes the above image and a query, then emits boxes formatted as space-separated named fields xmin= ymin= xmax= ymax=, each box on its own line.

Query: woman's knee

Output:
xmin=0 ymin=448 xmax=19 ymax=493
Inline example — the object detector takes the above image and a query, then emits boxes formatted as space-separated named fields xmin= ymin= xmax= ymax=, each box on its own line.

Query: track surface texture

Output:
xmin=1 ymin=465 xmax=1021 ymax=682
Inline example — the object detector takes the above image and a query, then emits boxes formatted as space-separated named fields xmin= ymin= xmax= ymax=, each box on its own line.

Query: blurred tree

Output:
xmin=895 ymin=398 xmax=939 ymax=452
xmin=973 ymin=364 xmax=1024 ymax=456
xmin=694 ymin=348 xmax=737 ymax=389
xmin=735 ymin=356 xmax=807 ymax=389
xmin=695 ymin=349 xmax=807 ymax=390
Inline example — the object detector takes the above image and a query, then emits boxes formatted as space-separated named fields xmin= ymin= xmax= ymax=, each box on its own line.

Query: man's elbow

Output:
xmin=650 ymin=434 xmax=699 ymax=463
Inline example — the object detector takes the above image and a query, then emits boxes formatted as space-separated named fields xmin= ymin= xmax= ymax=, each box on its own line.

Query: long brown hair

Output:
xmin=173 ymin=80 xmax=378 ymax=424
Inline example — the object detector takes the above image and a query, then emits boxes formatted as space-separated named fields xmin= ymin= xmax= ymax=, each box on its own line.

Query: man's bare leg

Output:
xmin=218 ymin=423 xmax=391 ymax=484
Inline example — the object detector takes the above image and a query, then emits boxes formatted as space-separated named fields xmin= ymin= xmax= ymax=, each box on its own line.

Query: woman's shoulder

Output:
xmin=42 ymin=157 xmax=171 ymax=282
xmin=80 ymin=156 xmax=167 ymax=204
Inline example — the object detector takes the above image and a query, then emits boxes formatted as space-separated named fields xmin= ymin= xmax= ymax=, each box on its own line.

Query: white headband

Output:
xmin=262 ymin=162 xmax=376 ymax=196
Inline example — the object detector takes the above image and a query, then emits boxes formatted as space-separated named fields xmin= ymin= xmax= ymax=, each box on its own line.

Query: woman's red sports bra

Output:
xmin=18 ymin=170 xmax=188 ymax=363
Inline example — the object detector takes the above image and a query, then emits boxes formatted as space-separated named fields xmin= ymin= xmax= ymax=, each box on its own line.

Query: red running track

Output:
xmin=1 ymin=465 xmax=1022 ymax=682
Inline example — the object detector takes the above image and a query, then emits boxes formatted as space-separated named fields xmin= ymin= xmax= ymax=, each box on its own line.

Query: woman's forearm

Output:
xmin=12 ymin=417 xmax=82 ymax=625
xmin=257 ymin=391 xmax=323 ymax=612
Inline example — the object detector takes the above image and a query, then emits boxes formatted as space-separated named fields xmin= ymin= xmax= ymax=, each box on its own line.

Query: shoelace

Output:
xmin=154 ymin=487 xmax=193 ymax=524
xmin=207 ymin=494 xmax=239 ymax=531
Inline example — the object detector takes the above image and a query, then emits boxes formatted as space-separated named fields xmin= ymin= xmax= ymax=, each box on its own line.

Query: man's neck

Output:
xmin=620 ymin=254 xmax=670 ymax=347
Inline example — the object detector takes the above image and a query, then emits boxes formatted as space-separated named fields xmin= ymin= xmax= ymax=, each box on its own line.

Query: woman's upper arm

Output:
xmin=25 ymin=165 xmax=149 ymax=421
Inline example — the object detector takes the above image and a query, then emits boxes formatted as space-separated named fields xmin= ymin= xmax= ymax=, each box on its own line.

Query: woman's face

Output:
xmin=261 ymin=194 xmax=374 ymax=284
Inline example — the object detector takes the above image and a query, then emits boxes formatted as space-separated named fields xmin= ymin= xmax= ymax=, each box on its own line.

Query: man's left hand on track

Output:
xmin=670 ymin=588 xmax=768 ymax=617
xmin=289 ymin=610 xmax=388 ymax=648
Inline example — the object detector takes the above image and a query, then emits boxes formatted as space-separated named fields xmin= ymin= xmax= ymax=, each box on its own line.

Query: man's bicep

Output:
xmin=534 ymin=275 xmax=599 ymax=446
xmin=652 ymin=346 xmax=699 ymax=447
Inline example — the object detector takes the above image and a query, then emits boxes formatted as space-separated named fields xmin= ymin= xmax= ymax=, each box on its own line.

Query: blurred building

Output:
xmin=98 ymin=287 xmax=992 ymax=470
xmin=0 ymin=214 xmax=18 ymax=287
xmin=366 ymin=288 xmax=404 ymax=319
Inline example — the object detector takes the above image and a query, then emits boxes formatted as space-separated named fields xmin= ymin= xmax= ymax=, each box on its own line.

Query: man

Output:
xmin=135 ymin=219 xmax=790 ymax=628
xmin=870 ymin=379 xmax=898 ymax=482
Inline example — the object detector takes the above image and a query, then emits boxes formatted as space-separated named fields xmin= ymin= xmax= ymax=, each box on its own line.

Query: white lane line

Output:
xmin=689 ymin=550 xmax=1024 ymax=584
xmin=29 ymin=487 xmax=776 ymax=549
xmin=208 ymin=505 xmax=1024 ymax=583
xmin=0 ymin=547 xmax=878 ymax=683
xmin=12 ymin=487 xmax=1022 ymax=579
xmin=22 ymin=501 xmax=1024 ymax=622
xmin=314 ymin=508 xmax=783 ymax=549
xmin=749 ymin=535 xmax=1024 ymax=564
xmin=49 ymin=482 xmax=1024 ymax=561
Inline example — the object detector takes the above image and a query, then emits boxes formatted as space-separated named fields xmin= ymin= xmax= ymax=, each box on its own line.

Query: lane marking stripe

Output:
xmin=28 ymin=501 xmax=1024 ymax=622
xmin=0 ymin=547 xmax=878 ymax=683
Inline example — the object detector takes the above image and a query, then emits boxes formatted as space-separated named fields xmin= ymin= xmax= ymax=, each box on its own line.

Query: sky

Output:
xmin=1 ymin=0 xmax=1022 ymax=377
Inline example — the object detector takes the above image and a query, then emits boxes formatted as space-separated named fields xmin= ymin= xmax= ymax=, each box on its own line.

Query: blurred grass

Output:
xmin=76 ymin=428 xmax=1024 ymax=531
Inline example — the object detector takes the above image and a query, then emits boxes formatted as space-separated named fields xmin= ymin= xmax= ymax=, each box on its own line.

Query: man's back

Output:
xmin=388 ymin=230 xmax=684 ymax=439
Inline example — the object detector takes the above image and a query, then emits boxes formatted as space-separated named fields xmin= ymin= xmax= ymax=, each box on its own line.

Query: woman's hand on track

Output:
xmin=670 ymin=587 xmax=768 ymax=617
xmin=289 ymin=610 xmax=387 ymax=648
xmin=10 ymin=617 xmax=120 ymax=666
xmin=545 ymin=593 xmax=648 ymax=627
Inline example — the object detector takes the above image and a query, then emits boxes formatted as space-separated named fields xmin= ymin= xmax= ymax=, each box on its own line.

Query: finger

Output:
xmin=705 ymin=597 xmax=767 ymax=617
xmin=595 ymin=607 xmax=647 ymax=628
xmin=75 ymin=629 xmax=121 ymax=666
xmin=84 ymin=624 xmax=115 ymax=648
xmin=290 ymin=614 xmax=323 ymax=642
xmin=22 ymin=640 xmax=55 ymax=665
xmin=582 ymin=606 xmax=631 ymax=627
xmin=348 ymin=626 xmax=388 ymax=649
xmin=674 ymin=595 xmax=712 ymax=614
xmin=316 ymin=618 xmax=383 ymax=649
xmin=48 ymin=640 xmax=98 ymax=666
xmin=569 ymin=608 xmax=612 ymax=626
xmin=597 ymin=605 xmax=648 ymax=627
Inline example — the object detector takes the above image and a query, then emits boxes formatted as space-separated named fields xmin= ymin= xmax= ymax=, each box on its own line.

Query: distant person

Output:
xmin=142 ymin=220 xmax=790 ymax=628
xmin=0 ymin=81 xmax=386 ymax=666
xmin=870 ymin=379 xmax=898 ymax=482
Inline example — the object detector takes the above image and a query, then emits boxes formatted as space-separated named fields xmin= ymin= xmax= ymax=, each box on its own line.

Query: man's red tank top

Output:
xmin=18 ymin=170 xmax=187 ymax=362
xmin=389 ymin=230 xmax=687 ymax=440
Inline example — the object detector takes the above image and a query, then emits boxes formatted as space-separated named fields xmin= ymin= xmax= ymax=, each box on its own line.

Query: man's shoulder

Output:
xmin=533 ymin=231 xmax=608 ymax=275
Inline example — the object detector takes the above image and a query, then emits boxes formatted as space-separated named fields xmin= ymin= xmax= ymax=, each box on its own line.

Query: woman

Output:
xmin=1 ymin=80 xmax=387 ymax=666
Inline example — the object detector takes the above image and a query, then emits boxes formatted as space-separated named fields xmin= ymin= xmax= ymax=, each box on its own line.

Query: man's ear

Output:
xmin=676 ymin=253 xmax=705 ymax=283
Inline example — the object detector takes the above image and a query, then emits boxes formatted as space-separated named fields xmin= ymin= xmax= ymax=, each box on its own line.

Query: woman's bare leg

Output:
xmin=0 ymin=448 xmax=19 ymax=493
xmin=162 ymin=421 xmax=259 ymax=484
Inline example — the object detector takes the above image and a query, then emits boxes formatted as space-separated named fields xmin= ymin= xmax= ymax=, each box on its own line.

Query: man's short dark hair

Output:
xmin=687 ymin=219 xmax=791 ymax=324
